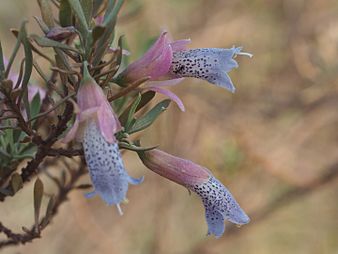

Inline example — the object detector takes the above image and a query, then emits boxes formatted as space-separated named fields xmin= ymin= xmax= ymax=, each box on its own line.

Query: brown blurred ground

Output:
xmin=1 ymin=0 xmax=338 ymax=253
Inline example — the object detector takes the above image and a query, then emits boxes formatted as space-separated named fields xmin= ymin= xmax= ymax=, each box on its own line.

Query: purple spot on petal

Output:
xmin=83 ymin=121 xmax=142 ymax=210
xmin=169 ymin=47 xmax=251 ymax=93
xmin=189 ymin=176 xmax=250 ymax=238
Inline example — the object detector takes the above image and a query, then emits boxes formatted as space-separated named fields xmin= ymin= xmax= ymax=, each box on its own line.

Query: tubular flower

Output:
xmin=117 ymin=32 xmax=251 ymax=112
xmin=118 ymin=32 xmax=251 ymax=93
xmin=168 ymin=47 xmax=252 ymax=93
xmin=138 ymin=149 xmax=250 ymax=238
xmin=63 ymin=64 xmax=142 ymax=213
xmin=116 ymin=31 xmax=191 ymax=84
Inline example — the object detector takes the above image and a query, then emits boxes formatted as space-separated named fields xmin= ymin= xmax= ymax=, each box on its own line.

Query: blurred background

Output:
xmin=1 ymin=0 xmax=338 ymax=253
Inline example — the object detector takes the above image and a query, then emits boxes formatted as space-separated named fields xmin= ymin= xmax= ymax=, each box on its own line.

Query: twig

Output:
xmin=0 ymin=160 xmax=86 ymax=248
xmin=46 ymin=148 xmax=83 ymax=157
xmin=28 ymin=92 xmax=75 ymax=122
xmin=108 ymin=76 xmax=150 ymax=101
xmin=0 ymin=102 xmax=74 ymax=202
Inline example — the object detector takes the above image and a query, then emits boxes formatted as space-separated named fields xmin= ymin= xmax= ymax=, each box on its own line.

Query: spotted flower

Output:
xmin=63 ymin=64 xmax=142 ymax=214
xmin=118 ymin=32 xmax=251 ymax=93
xmin=138 ymin=149 xmax=250 ymax=238
xmin=116 ymin=32 xmax=190 ymax=84
xmin=168 ymin=47 xmax=252 ymax=93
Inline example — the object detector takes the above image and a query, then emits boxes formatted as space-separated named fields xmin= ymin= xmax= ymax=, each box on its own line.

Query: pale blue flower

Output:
xmin=83 ymin=121 xmax=143 ymax=214
xmin=169 ymin=47 xmax=252 ymax=93
xmin=139 ymin=149 xmax=250 ymax=238
xmin=189 ymin=176 xmax=250 ymax=238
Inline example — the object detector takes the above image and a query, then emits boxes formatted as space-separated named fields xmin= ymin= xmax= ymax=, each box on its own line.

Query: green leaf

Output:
xmin=37 ymin=0 xmax=55 ymax=28
xmin=54 ymin=49 xmax=77 ymax=85
xmin=31 ymin=35 xmax=81 ymax=53
xmin=103 ymin=0 xmax=124 ymax=26
xmin=5 ymin=22 xmax=27 ymax=79
xmin=92 ymin=25 xmax=105 ymax=43
xmin=93 ymin=0 xmax=104 ymax=16
xmin=129 ymin=99 xmax=171 ymax=134
xmin=34 ymin=178 xmax=44 ymax=231
xmin=10 ymin=173 xmax=23 ymax=194
xmin=19 ymin=22 xmax=33 ymax=120
xmin=59 ymin=0 xmax=73 ymax=27
xmin=67 ymin=0 xmax=89 ymax=32
xmin=119 ymin=142 xmax=157 ymax=152
xmin=136 ymin=91 xmax=156 ymax=110
xmin=124 ymin=93 xmax=141 ymax=131
xmin=33 ymin=16 xmax=50 ymax=34
xmin=119 ymin=91 xmax=155 ymax=124
xmin=40 ymin=195 xmax=55 ymax=228
xmin=93 ymin=0 xmax=124 ymax=65
xmin=12 ymin=129 xmax=23 ymax=144
xmin=29 ymin=92 xmax=42 ymax=120
xmin=92 ymin=27 xmax=115 ymax=65
xmin=115 ymin=35 xmax=124 ymax=67
xmin=0 ymin=41 xmax=5 ymax=80
xmin=80 ymin=0 xmax=93 ymax=26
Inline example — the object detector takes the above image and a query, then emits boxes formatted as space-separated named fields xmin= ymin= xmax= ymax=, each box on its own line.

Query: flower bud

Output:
xmin=46 ymin=26 xmax=76 ymax=41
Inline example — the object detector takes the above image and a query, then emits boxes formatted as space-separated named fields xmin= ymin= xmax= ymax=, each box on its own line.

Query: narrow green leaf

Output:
xmin=119 ymin=142 xmax=157 ymax=152
xmin=93 ymin=0 xmax=105 ymax=16
xmin=13 ymin=152 xmax=35 ymax=160
xmin=92 ymin=27 xmax=115 ymax=65
xmin=136 ymin=91 xmax=156 ymax=110
xmin=40 ymin=195 xmax=54 ymax=227
xmin=5 ymin=24 xmax=26 ymax=78
xmin=34 ymin=178 xmax=44 ymax=231
xmin=6 ymin=128 xmax=14 ymax=152
xmin=124 ymin=93 xmax=141 ymax=131
xmin=31 ymin=35 xmax=81 ymax=53
xmin=54 ymin=49 xmax=77 ymax=85
xmin=12 ymin=129 xmax=23 ymax=144
xmin=80 ymin=0 xmax=93 ymax=26
xmin=59 ymin=0 xmax=73 ymax=27
xmin=61 ymin=170 xmax=67 ymax=186
xmin=118 ymin=91 xmax=155 ymax=124
xmin=0 ymin=41 xmax=5 ymax=80
xmin=92 ymin=0 xmax=123 ymax=65
xmin=104 ymin=0 xmax=116 ymax=19
xmin=29 ymin=92 xmax=41 ymax=119
xmin=67 ymin=0 xmax=89 ymax=31
xmin=17 ymin=144 xmax=37 ymax=159
xmin=103 ymin=0 xmax=124 ymax=26
xmin=33 ymin=61 xmax=50 ymax=84
xmin=33 ymin=16 xmax=50 ymax=34
xmin=92 ymin=26 xmax=105 ymax=43
xmin=115 ymin=35 xmax=124 ymax=67
xmin=10 ymin=173 xmax=23 ymax=194
xmin=129 ymin=99 xmax=171 ymax=134
xmin=20 ymin=22 xmax=33 ymax=120
xmin=37 ymin=0 xmax=55 ymax=28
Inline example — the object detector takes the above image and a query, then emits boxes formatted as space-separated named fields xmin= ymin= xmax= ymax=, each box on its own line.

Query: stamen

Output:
xmin=236 ymin=51 xmax=253 ymax=58
xmin=116 ymin=204 xmax=123 ymax=216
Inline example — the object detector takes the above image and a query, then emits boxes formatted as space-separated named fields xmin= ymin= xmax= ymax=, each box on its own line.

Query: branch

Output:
xmin=0 ymin=160 xmax=87 ymax=249
xmin=46 ymin=148 xmax=83 ymax=157
xmin=0 ymin=102 xmax=74 ymax=201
